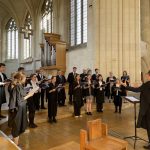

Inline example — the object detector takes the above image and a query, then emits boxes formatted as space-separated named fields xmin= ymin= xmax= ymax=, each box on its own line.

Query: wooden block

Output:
xmin=101 ymin=123 xmax=108 ymax=136
xmin=87 ymin=119 xmax=102 ymax=141
xmin=80 ymin=129 xmax=88 ymax=150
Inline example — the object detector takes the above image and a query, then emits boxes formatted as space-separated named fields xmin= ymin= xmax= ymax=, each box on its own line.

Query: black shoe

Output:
xmin=53 ymin=118 xmax=57 ymax=123
xmin=86 ymin=112 xmax=89 ymax=115
xmin=0 ymin=115 xmax=6 ymax=118
xmin=41 ymin=107 xmax=46 ymax=109
xmin=49 ymin=118 xmax=53 ymax=124
xmin=100 ymin=110 xmax=103 ymax=113
xmin=29 ymin=123 xmax=37 ymax=128
xmin=89 ymin=112 xmax=92 ymax=115
xmin=143 ymin=145 xmax=150 ymax=149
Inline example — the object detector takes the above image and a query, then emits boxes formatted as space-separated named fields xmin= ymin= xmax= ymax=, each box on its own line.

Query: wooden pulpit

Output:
xmin=40 ymin=33 xmax=66 ymax=75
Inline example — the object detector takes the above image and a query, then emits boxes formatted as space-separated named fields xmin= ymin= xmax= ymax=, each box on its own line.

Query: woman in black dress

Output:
xmin=95 ymin=75 xmax=105 ymax=112
xmin=47 ymin=76 xmax=58 ymax=123
xmin=8 ymin=72 xmax=34 ymax=145
xmin=73 ymin=74 xmax=83 ymax=118
xmin=112 ymin=79 xmax=124 ymax=113
xmin=26 ymin=74 xmax=40 ymax=128
xmin=121 ymin=71 xmax=130 ymax=102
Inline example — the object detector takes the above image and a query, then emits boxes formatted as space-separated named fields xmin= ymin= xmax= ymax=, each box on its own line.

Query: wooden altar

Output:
xmin=40 ymin=33 xmax=66 ymax=75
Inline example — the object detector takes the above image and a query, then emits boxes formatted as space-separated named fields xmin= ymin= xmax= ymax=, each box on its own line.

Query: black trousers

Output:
xmin=48 ymin=99 xmax=57 ymax=119
xmin=96 ymin=103 xmax=103 ymax=112
xmin=0 ymin=104 xmax=1 ymax=114
xmin=73 ymin=101 xmax=81 ymax=116
xmin=69 ymin=95 xmax=73 ymax=104
xmin=27 ymin=97 xmax=36 ymax=125
xmin=34 ymin=93 xmax=40 ymax=110
xmin=115 ymin=106 xmax=122 ymax=113
xmin=40 ymin=89 xmax=45 ymax=108
xmin=58 ymin=88 xmax=66 ymax=106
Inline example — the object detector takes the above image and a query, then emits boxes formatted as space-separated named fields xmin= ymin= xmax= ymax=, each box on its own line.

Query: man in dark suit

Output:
xmin=92 ymin=68 xmax=100 ymax=100
xmin=37 ymin=69 xmax=46 ymax=109
xmin=123 ymin=70 xmax=150 ymax=149
xmin=92 ymin=68 xmax=100 ymax=81
xmin=67 ymin=67 xmax=77 ymax=105
xmin=56 ymin=71 xmax=66 ymax=106
xmin=0 ymin=63 xmax=7 ymax=119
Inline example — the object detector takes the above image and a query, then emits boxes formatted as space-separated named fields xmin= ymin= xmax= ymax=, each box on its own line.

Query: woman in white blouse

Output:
xmin=26 ymin=74 xmax=40 ymax=128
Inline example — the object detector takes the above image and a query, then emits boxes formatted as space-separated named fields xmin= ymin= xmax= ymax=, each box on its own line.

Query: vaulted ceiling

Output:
xmin=0 ymin=0 xmax=44 ymax=25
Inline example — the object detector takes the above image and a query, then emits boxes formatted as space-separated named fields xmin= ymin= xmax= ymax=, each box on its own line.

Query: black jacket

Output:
xmin=83 ymin=81 xmax=94 ymax=96
xmin=56 ymin=75 xmax=66 ymax=85
xmin=73 ymin=81 xmax=82 ymax=102
xmin=126 ymin=81 xmax=150 ymax=129
xmin=37 ymin=74 xmax=46 ymax=82
xmin=0 ymin=73 xmax=7 ymax=104
xmin=67 ymin=72 xmax=77 ymax=85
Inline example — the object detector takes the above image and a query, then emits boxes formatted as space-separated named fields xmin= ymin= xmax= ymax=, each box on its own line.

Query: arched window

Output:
xmin=23 ymin=13 xmax=32 ymax=59
xmin=70 ymin=0 xmax=87 ymax=47
xmin=41 ymin=0 xmax=53 ymax=35
xmin=6 ymin=18 xmax=18 ymax=59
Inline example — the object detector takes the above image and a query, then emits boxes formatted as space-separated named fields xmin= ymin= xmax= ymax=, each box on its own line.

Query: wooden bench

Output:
xmin=80 ymin=119 xmax=128 ymax=150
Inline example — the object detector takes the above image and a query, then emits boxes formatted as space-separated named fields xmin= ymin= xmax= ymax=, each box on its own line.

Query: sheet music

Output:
xmin=29 ymin=87 xmax=39 ymax=94
xmin=0 ymin=82 xmax=5 ymax=85
xmin=125 ymin=96 xmax=140 ymax=102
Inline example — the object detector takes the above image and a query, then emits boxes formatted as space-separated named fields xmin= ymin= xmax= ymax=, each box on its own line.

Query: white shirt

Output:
xmin=0 ymin=72 xmax=5 ymax=85
xmin=116 ymin=84 xmax=120 ymax=95
xmin=0 ymin=72 xmax=4 ymax=82
xmin=99 ymin=81 xmax=102 ymax=91
xmin=31 ymin=80 xmax=39 ymax=89
xmin=31 ymin=80 xmax=40 ymax=93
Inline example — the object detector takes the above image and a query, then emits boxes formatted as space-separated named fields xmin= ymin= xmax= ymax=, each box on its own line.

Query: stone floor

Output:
xmin=0 ymin=93 xmax=148 ymax=150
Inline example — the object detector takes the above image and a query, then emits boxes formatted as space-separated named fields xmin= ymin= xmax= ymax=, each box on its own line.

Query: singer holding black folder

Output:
xmin=47 ymin=76 xmax=58 ymax=123
xmin=122 ymin=70 xmax=150 ymax=149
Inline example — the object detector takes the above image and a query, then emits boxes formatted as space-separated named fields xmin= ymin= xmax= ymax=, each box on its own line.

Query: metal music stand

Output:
xmin=123 ymin=96 xmax=148 ymax=149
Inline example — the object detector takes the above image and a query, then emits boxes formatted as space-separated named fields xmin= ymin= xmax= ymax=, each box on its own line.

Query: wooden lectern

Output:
xmin=40 ymin=33 xmax=66 ymax=75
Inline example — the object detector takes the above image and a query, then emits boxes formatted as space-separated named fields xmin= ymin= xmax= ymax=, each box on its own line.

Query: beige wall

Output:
xmin=96 ymin=0 xmax=141 ymax=82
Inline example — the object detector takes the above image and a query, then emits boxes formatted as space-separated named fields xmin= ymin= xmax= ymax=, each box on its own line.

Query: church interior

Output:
xmin=0 ymin=0 xmax=150 ymax=150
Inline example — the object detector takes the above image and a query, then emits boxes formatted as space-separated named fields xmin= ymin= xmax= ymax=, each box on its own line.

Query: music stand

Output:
xmin=123 ymin=96 xmax=148 ymax=149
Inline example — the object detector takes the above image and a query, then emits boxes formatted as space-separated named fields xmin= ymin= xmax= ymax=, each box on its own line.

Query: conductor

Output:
xmin=122 ymin=70 xmax=150 ymax=149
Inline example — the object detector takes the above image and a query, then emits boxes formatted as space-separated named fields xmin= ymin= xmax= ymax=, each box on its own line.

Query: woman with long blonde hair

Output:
xmin=8 ymin=72 xmax=34 ymax=146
